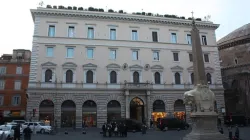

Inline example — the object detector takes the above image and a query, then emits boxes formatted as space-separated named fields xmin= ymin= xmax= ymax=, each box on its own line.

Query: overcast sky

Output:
xmin=0 ymin=0 xmax=249 ymax=55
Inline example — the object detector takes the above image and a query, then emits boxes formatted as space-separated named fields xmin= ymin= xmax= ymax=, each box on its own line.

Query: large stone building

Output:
xmin=27 ymin=6 xmax=224 ymax=128
xmin=0 ymin=49 xmax=31 ymax=123
xmin=217 ymin=23 xmax=250 ymax=121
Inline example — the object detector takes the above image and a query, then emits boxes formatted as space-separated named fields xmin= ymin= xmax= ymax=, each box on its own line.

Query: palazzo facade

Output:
xmin=27 ymin=6 xmax=225 ymax=128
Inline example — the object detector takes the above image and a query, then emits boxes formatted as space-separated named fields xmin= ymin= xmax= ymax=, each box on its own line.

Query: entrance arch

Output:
xmin=130 ymin=97 xmax=144 ymax=123
xmin=107 ymin=100 xmax=121 ymax=122
xmin=61 ymin=100 xmax=76 ymax=128
xmin=174 ymin=99 xmax=186 ymax=121
xmin=152 ymin=100 xmax=166 ymax=121
xmin=39 ymin=100 xmax=54 ymax=125
xmin=82 ymin=100 xmax=97 ymax=127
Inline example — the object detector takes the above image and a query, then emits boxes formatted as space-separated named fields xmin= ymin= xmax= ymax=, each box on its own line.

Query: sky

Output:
xmin=0 ymin=0 xmax=249 ymax=56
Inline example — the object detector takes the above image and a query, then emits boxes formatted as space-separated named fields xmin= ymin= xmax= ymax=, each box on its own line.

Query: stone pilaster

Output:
xmin=125 ymin=90 xmax=130 ymax=119
xmin=146 ymin=91 xmax=151 ymax=127
xmin=76 ymin=104 xmax=82 ymax=128
xmin=54 ymin=103 xmax=61 ymax=128
xmin=97 ymin=102 xmax=107 ymax=128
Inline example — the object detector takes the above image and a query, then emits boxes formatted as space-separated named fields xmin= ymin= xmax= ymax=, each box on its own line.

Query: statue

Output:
xmin=184 ymin=84 xmax=215 ymax=113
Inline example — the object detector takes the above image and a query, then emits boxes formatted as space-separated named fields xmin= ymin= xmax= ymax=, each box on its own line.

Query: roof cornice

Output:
xmin=31 ymin=8 xmax=219 ymax=29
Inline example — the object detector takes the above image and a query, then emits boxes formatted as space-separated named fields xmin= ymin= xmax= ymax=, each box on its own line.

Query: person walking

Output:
xmin=228 ymin=126 xmax=232 ymax=140
xmin=13 ymin=124 xmax=21 ymax=140
xmin=102 ymin=123 xmax=107 ymax=137
xmin=235 ymin=126 xmax=239 ymax=139
xmin=23 ymin=125 xmax=32 ymax=140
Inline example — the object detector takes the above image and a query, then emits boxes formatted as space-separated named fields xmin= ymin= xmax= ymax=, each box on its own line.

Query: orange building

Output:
xmin=0 ymin=49 xmax=31 ymax=123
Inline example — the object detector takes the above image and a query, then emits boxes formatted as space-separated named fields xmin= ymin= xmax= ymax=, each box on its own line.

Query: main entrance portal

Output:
xmin=130 ymin=97 xmax=144 ymax=123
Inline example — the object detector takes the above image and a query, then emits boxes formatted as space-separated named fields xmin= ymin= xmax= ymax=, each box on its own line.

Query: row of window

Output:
xmin=0 ymin=66 xmax=23 ymax=74
xmin=0 ymin=80 xmax=22 ymax=90
xmin=48 ymin=25 xmax=208 ymax=45
xmin=46 ymin=47 xmax=210 ymax=62
xmin=44 ymin=69 xmax=213 ymax=84
xmin=0 ymin=95 xmax=21 ymax=106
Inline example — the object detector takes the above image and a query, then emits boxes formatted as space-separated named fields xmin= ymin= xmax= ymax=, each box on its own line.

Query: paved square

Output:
xmin=30 ymin=127 xmax=250 ymax=140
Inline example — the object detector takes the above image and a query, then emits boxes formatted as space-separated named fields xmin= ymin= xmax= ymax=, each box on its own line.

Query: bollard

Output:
xmin=65 ymin=129 xmax=68 ymax=134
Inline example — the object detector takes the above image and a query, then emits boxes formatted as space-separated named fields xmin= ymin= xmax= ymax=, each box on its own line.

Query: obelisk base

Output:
xmin=183 ymin=112 xmax=227 ymax=140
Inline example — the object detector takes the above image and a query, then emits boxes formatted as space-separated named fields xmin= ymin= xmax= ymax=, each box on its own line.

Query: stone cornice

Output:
xmin=221 ymin=62 xmax=250 ymax=70
xmin=31 ymin=8 xmax=219 ymax=29
xmin=218 ymin=36 xmax=250 ymax=50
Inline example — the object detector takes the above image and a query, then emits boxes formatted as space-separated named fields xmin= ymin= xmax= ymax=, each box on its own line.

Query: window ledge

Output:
xmin=65 ymin=57 xmax=74 ymax=59
xmin=153 ymin=60 xmax=160 ymax=62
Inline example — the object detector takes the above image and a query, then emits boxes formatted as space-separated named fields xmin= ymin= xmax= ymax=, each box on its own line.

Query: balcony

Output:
xmin=28 ymin=82 xmax=224 ymax=90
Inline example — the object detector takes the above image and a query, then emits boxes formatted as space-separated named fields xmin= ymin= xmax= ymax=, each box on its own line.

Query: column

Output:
xmin=125 ymin=90 xmax=130 ymax=118
xmin=75 ymin=104 xmax=82 ymax=128
xmin=146 ymin=90 xmax=151 ymax=127
xmin=54 ymin=103 xmax=61 ymax=128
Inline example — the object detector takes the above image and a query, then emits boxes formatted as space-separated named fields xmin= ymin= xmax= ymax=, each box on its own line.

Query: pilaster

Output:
xmin=125 ymin=90 xmax=130 ymax=119
xmin=76 ymin=104 xmax=82 ymax=128
xmin=146 ymin=90 xmax=151 ymax=127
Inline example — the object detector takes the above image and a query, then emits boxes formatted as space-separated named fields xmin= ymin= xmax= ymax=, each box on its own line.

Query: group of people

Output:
xmin=102 ymin=122 xmax=128 ymax=137
xmin=0 ymin=124 xmax=33 ymax=140
xmin=228 ymin=126 xmax=240 ymax=140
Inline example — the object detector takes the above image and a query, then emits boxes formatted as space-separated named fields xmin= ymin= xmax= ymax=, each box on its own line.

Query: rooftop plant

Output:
xmin=73 ymin=6 xmax=77 ymax=10
xmin=46 ymin=5 xmax=52 ymax=8
xmin=67 ymin=6 xmax=72 ymax=10
xmin=78 ymin=7 xmax=83 ymax=10
xmin=53 ymin=6 xmax=57 ymax=9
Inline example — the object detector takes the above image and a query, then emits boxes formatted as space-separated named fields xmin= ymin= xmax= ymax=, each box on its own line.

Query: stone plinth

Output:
xmin=183 ymin=112 xmax=227 ymax=140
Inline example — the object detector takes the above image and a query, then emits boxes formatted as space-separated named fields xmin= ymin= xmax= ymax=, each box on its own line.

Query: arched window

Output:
xmin=154 ymin=72 xmax=161 ymax=84
xmin=110 ymin=71 xmax=117 ymax=83
xmin=206 ymin=73 xmax=212 ymax=84
xmin=191 ymin=73 xmax=194 ymax=84
xmin=133 ymin=71 xmax=140 ymax=83
xmin=66 ymin=70 xmax=73 ymax=83
xmin=86 ymin=70 xmax=93 ymax=83
xmin=45 ymin=69 xmax=52 ymax=82
xmin=175 ymin=72 xmax=181 ymax=84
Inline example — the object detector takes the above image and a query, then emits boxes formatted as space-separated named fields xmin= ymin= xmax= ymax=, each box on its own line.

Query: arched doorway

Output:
xmin=61 ymin=100 xmax=76 ymax=128
xmin=82 ymin=100 xmax=97 ymax=127
xmin=174 ymin=99 xmax=186 ymax=121
xmin=39 ymin=100 xmax=54 ymax=126
xmin=130 ymin=97 xmax=144 ymax=123
xmin=107 ymin=100 xmax=121 ymax=122
xmin=152 ymin=100 xmax=166 ymax=122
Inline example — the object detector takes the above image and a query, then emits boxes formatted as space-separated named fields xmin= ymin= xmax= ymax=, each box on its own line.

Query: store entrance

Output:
xmin=130 ymin=97 xmax=144 ymax=123
xmin=61 ymin=100 xmax=76 ymax=128
xmin=174 ymin=99 xmax=186 ymax=121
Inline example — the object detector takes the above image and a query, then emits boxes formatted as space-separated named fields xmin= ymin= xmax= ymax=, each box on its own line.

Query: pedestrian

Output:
xmin=228 ymin=127 xmax=232 ymax=140
xmin=0 ymin=132 xmax=6 ymax=140
xmin=150 ymin=119 xmax=153 ymax=128
xmin=235 ymin=126 xmax=239 ymax=139
xmin=107 ymin=123 xmax=112 ymax=137
xmin=102 ymin=123 xmax=107 ymax=137
xmin=114 ymin=124 xmax=118 ymax=136
xmin=124 ymin=123 xmax=127 ymax=137
xmin=14 ymin=124 xmax=21 ymax=140
xmin=23 ymin=125 xmax=32 ymax=140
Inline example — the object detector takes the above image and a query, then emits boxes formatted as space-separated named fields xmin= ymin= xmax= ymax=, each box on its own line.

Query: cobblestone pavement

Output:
xmin=30 ymin=126 xmax=250 ymax=140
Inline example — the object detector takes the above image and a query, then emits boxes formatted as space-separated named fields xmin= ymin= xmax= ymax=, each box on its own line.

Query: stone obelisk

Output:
xmin=183 ymin=13 xmax=227 ymax=140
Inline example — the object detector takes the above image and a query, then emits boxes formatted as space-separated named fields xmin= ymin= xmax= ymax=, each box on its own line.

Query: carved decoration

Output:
xmin=144 ymin=64 xmax=150 ymax=71
xmin=122 ymin=63 xmax=128 ymax=70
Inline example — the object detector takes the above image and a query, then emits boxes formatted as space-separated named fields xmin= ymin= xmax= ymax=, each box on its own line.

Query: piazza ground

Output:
xmin=29 ymin=126 xmax=250 ymax=140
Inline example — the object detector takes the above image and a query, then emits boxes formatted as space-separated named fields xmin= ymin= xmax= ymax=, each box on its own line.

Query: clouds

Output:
xmin=0 ymin=0 xmax=249 ymax=55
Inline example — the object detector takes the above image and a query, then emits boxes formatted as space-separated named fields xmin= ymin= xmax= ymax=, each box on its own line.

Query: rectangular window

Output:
xmin=132 ymin=50 xmax=139 ymax=60
xmin=16 ymin=67 xmax=22 ymax=74
xmin=0 ymin=80 xmax=5 ymax=90
xmin=189 ymin=53 xmax=193 ymax=62
xmin=153 ymin=51 xmax=159 ymax=61
xmin=202 ymin=35 xmax=207 ymax=45
xmin=204 ymin=54 xmax=209 ymax=62
xmin=46 ymin=47 xmax=54 ymax=57
xmin=87 ymin=27 xmax=94 ymax=39
xmin=110 ymin=29 xmax=116 ymax=40
xmin=14 ymin=81 xmax=21 ymax=90
xmin=68 ymin=26 xmax=75 ymax=37
xmin=187 ymin=34 xmax=192 ymax=44
xmin=87 ymin=48 xmax=94 ymax=59
xmin=173 ymin=52 xmax=179 ymax=61
xmin=0 ymin=96 xmax=3 ymax=106
xmin=66 ymin=48 xmax=74 ymax=58
xmin=171 ymin=33 xmax=177 ymax=43
xmin=109 ymin=50 xmax=116 ymax=60
xmin=132 ymin=30 xmax=138 ymax=41
xmin=152 ymin=31 xmax=158 ymax=42
xmin=0 ymin=67 xmax=6 ymax=74
xmin=12 ymin=96 xmax=21 ymax=106
xmin=48 ymin=25 xmax=55 ymax=37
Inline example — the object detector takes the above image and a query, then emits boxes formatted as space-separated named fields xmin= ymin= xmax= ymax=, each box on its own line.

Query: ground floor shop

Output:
xmin=26 ymin=89 xmax=225 ymax=128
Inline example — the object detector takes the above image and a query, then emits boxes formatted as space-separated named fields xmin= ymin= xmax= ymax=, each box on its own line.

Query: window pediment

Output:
xmin=129 ymin=64 xmax=143 ymax=71
xmin=41 ymin=61 xmax=57 ymax=68
xmin=106 ymin=63 xmax=121 ymax=70
xmin=83 ymin=63 xmax=97 ymax=70
xmin=171 ymin=65 xmax=183 ymax=72
xmin=187 ymin=66 xmax=214 ymax=72
xmin=62 ymin=62 xmax=77 ymax=69
xmin=151 ymin=65 xmax=164 ymax=71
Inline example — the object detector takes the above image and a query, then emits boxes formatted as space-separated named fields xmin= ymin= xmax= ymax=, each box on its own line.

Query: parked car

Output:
xmin=11 ymin=120 xmax=26 ymax=125
xmin=111 ymin=119 xmax=144 ymax=132
xmin=6 ymin=123 xmax=23 ymax=136
xmin=157 ymin=117 xmax=189 ymax=130
xmin=0 ymin=125 xmax=16 ymax=139
xmin=22 ymin=122 xmax=52 ymax=134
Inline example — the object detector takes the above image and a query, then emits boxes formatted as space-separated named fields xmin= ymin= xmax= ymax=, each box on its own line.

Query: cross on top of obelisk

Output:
xmin=191 ymin=11 xmax=194 ymax=19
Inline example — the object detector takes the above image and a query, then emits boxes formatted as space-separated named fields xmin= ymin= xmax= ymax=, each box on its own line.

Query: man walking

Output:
xmin=14 ymin=124 xmax=21 ymax=140
xmin=23 ymin=125 xmax=32 ymax=140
